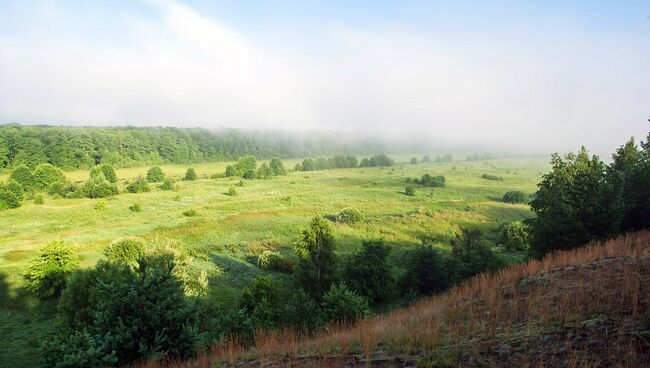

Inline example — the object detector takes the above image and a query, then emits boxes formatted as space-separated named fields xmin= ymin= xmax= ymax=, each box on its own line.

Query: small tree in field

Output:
xmin=294 ymin=216 xmax=338 ymax=299
xmin=146 ymin=166 xmax=165 ymax=182
xmin=9 ymin=165 xmax=33 ymax=190
xmin=336 ymin=207 xmax=364 ymax=224
xmin=184 ymin=167 xmax=197 ymax=181
xmin=32 ymin=163 xmax=66 ymax=191
xmin=321 ymin=283 xmax=369 ymax=324
xmin=410 ymin=157 xmax=418 ymax=164
xmin=343 ymin=239 xmax=393 ymax=304
xmin=405 ymin=186 xmax=416 ymax=196
xmin=269 ymin=158 xmax=286 ymax=176
xmin=502 ymin=190 xmax=527 ymax=204
xmin=99 ymin=164 xmax=118 ymax=183
xmin=24 ymin=240 xmax=79 ymax=299
xmin=126 ymin=176 xmax=150 ymax=193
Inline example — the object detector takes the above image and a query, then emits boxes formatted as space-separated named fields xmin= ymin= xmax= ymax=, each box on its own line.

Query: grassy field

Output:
xmin=0 ymin=156 xmax=548 ymax=367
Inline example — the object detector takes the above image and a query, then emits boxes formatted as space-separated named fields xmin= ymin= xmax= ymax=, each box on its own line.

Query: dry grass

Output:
xmin=141 ymin=231 xmax=650 ymax=367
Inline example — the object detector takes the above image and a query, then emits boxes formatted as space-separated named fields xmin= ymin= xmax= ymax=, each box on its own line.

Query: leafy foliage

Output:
xmin=498 ymin=221 xmax=531 ymax=251
xmin=294 ymin=216 xmax=338 ymax=299
xmin=359 ymin=154 xmax=394 ymax=167
xmin=146 ymin=167 xmax=165 ymax=182
xmin=129 ymin=202 xmax=142 ymax=212
xmin=450 ymin=228 xmax=504 ymax=280
xmin=34 ymin=194 xmax=44 ymax=205
xmin=98 ymin=164 xmax=117 ymax=183
xmin=502 ymin=190 xmax=527 ymax=203
xmin=336 ymin=207 xmax=364 ymax=224
xmin=404 ymin=186 xmax=416 ymax=196
xmin=481 ymin=173 xmax=503 ymax=181
xmin=81 ymin=171 xmax=118 ymax=198
xmin=0 ymin=185 xmax=21 ymax=210
xmin=9 ymin=165 xmax=33 ymax=190
xmin=400 ymin=244 xmax=450 ymax=295
xmin=52 ymin=255 xmax=199 ymax=366
xmin=104 ymin=236 xmax=146 ymax=268
xmin=160 ymin=177 xmax=175 ymax=191
xmin=321 ymin=283 xmax=370 ymax=324
xmin=241 ymin=275 xmax=284 ymax=329
xmin=184 ymin=167 xmax=197 ymax=181
xmin=32 ymin=164 xmax=66 ymax=191
xmin=269 ymin=158 xmax=286 ymax=176
xmin=343 ymin=239 xmax=393 ymax=304
xmin=126 ymin=176 xmax=150 ymax=193
xmin=413 ymin=174 xmax=445 ymax=187
xmin=24 ymin=240 xmax=79 ymax=299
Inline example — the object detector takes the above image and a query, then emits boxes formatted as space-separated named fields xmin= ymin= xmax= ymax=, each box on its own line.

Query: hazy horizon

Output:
xmin=1 ymin=0 xmax=648 ymax=155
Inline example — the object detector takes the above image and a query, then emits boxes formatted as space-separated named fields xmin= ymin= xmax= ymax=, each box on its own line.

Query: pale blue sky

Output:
xmin=0 ymin=0 xmax=648 ymax=153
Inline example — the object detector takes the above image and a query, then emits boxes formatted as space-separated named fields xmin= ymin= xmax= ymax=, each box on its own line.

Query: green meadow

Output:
xmin=0 ymin=156 xmax=547 ymax=367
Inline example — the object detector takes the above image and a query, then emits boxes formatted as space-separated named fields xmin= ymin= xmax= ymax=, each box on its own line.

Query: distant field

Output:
xmin=0 ymin=157 xmax=548 ymax=367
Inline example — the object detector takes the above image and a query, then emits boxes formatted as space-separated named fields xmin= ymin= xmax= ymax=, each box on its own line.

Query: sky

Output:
xmin=0 ymin=0 xmax=648 ymax=154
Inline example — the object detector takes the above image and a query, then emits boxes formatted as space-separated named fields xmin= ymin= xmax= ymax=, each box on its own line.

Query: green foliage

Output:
xmin=5 ymin=179 xmax=24 ymax=200
xmin=41 ymin=329 xmax=118 ymax=368
xmin=257 ymin=162 xmax=273 ymax=179
xmin=9 ymin=165 xmax=33 ymax=190
xmin=257 ymin=250 xmax=280 ymax=271
xmin=146 ymin=166 xmax=165 ymax=182
xmin=410 ymin=157 xmax=418 ymax=164
xmin=104 ymin=236 xmax=146 ymax=267
xmin=301 ymin=158 xmax=316 ymax=171
xmin=48 ymin=181 xmax=84 ymax=199
xmin=336 ymin=207 xmax=364 ymax=224
xmin=98 ymin=164 xmax=117 ymax=183
xmin=332 ymin=155 xmax=358 ymax=168
xmin=160 ymin=177 xmax=175 ymax=190
xmin=32 ymin=164 xmax=66 ymax=191
xmin=227 ymin=186 xmax=237 ymax=196
xmin=241 ymin=275 xmax=283 ymax=329
xmin=422 ymin=155 xmax=432 ymax=163
xmin=321 ymin=283 xmax=370 ymax=324
xmin=498 ymin=221 xmax=531 ymax=251
xmin=0 ymin=185 xmax=21 ymax=210
xmin=184 ymin=167 xmax=197 ymax=181
xmin=52 ymin=255 xmax=199 ymax=366
xmin=94 ymin=200 xmax=106 ymax=210
xmin=405 ymin=186 xmax=416 ymax=196
xmin=242 ymin=168 xmax=257 ymax=179
xmin=293 ymin=163 xmax=301 ymax=172
xmin=414 ymin=174 xmax=445 ymax=187
xmin=224 ymin=165 xmax=237 ymax=177
xmin=481 ymin=173 xmax=503 ymax=181
xmin=128 ymin=202 xmax=142 ymax=212
xmin=34 ymin=194 xmax=44 ymax=205
xmin=343 ymin=239 xmax=393 ymax=304
xmin=126 ymin=176 xmax=150 ymax=193
xmin=183 ymin=209 xmax=197 ymax=217
xmin=294 ymin=216 xmax=338 ymax=299
xmin=359 ymin=154 xmax=394 ymax=167
xmin=450 ymin=228 xmax=503 ymax=280
xmin=502 ymin=190 xmax=527 ymax=203
xmin=24 ymin=240 xmax=79 ymax=299
xmin=400 ymin=244 xmax=450 ymax=295
xmin=282 ymin=289 xmax=322 ymax=332
xmin=434 ymin=154 xmax=453 ymax=163
xmin=81 ymin=171 xmax=118 ymax=198
xmin=269 ymin=157 xmax=287 ymax=176
xmin=529 ymin=147 xmax=621 ymax=255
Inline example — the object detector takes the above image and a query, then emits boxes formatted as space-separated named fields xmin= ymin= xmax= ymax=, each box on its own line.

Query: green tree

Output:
xmin=343 ymin=239 xmax=393 ymax=304
xmin=82 ymin=171 xmax=118 ymax=198
xmin=400 ymin=244 xmax=450 ymax=295
xmin=0 ymin=185 xmax=21 ymax=210
xmin=104 ymin=236 xmax=146 ymax=268
xmin=321 ymin=283 xmax=370 ymax=324
xmin=294 ymin=216 xmax=338 ymax=299
xmin=184 ymin=167 xmax=197 ymax=181
xmin=160 ymin=177 xmax=175 ymax=190
xmin=498 ymin=221 xmax=531 ymax=251
xmin=32 ymin=163 xmax=66 ymax=191
xmin=269 ymin=157 xmax=286 ymax=176
xmin=410 ymin=157 xmax=418 ymax=164
xmin=529 ymin=148 xmax=621 ymax=255
xmin=146 ymin=166 xmax=165 ymax=182
xmin=502 ymin=190 xmax=527 ymax=203
xmin=9 ymin=165 xmax=33 ymax=190
xmin=257 ymin=162 xmax=273 ymax=179
xmin=24 ymin=240 xmax=79 ymax=299
xmin=450 ymin=228 xmax=503 ymax=280
xmin=126 ymin=176 xmax=150 ymax=193
xmin=99 ymin=164 xmax=118 ymax=183
xmin=241 ymin=275 xmax=283 ymax=329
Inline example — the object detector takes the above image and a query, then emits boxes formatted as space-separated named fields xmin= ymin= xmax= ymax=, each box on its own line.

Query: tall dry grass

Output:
xmin=141 ymin=230 xmax=650 ymax=367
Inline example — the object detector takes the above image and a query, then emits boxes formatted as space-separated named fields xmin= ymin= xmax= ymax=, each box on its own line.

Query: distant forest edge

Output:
xmin=0 ymin=124 xmax=387 ymax=170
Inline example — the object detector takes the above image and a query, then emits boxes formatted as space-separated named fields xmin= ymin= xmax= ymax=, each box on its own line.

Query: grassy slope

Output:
xmin=200 ymin=231 xmax=650 ymax=368
xmin=0 ymin=157 xmax=546 ymax=367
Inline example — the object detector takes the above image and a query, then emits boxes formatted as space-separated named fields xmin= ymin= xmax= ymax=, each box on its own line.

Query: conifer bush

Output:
xmin=24 ymin=240 xmax=79 ymax=299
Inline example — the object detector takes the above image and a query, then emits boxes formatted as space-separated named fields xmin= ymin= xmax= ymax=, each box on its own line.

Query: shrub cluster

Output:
xmin=146 ymin=166 xmax=165 ymax=182
xmin=126 ymin=176 xmax=150 ymax=193
xmin=481 ymin=173 xmax=503 ymax=181
xmin=409 ymin=174 xmax=445 ymax=187
xmin=359 ymin=154 xmax=394 ymax=167
xmin=336 ymin=207 xmax=364 ymax=224
xmin=24 ymin=240 xmax=79 ymax=299
xmin=502 ymin=190 xmax=527 ymax=203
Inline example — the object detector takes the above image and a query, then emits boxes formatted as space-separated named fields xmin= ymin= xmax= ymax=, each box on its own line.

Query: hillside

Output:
xmin=164 ymin=231 xmax=650 ymax=367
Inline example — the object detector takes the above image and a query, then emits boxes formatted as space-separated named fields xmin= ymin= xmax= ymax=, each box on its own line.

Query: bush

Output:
xmin=81 ymin=171 xmax=118 ymax=198
xmin=104 ymin=236 xmax=146 ymax=267
xmin=269 ymin=158 xmax=286 ymax=176
xmin=400 ymin=244 xmax=451 ymax=295
xmin=241 ymin=275 xmax=284 ymax=329
xmin=336 ymin=207 xmax=364 ymax=224
xmin=184 ymin=167 xmax=197 ymax=181
xmin=321 ymin=283 xmax=370 ymax=324
xmin=502 ymin=190 xmax=527 ymax=204
xmin=410 ymin=157 xmax=418 ymax=164
xmin=282 ymin=289 xmax=322 ymax=332
xmin=499 ymin=221 xmax=531 ymax=251
xmin=48 ymin=181 xmax=83 ymax=198
xmin=422 ymin=155 xmax=432 ymax=163
xmin=359 ymin=154 xmax=394 ymax=167
xmin=146 ymin=166 xmax=165 ymax=182
xmin=481 ymin=173 xmax=503 ymax=181
xmin=227 ymin=186 xmax=237 ymax=196
xmin=160 ymin=177 xmax=175 ymax=190
xmin=343 ymin=239 xmax=393 ymax=304
xmin=94 ymin=200 xmax=106 ymax=210
xmin=294 ymin=216 xmax=338 ymax=299
xmin=98 ymin=164 xmax=118 ymax=183
xmin=182 ymin=209 xmax=197 ymax=217
xmin=129 ymin=202 xmax=142 ymax=212
xmin=257 ymin=250 xmax=281 ymax=271
xmin=34 ymin=194 xmax=44 ymax=205
xmin=415 ymin=174 xmax=446 ymax=187
xmin=5 ymin=179 xmax=24 ymax=200
xmin=242 ymin=168 xmax=257 ymax=179
xmin=24 ymin=240 xmax=79 ymax=299
xmin=126 ymin=176 xmax=150 ymax=193
xmin=405 ymin=186 xmax=416 ymax=196
xmin=32 ymin=163 xmax=66 ymax=191
xmin=450 ymin=228 xmax=504 ymax=280
xmin=0 ymin=186 xmax=21 ymax=210
xmin=225 ymin=165 xmax=237 ymax=177
xmin=257 ymin=162 xmax=272 ymax=179
xmin=9 ymin=165 xmax=33 ymax=190
xmin=294 ymin=163 xmax=302 ymax=172
xmin=52 ymin=255 xmax=199 ymax=366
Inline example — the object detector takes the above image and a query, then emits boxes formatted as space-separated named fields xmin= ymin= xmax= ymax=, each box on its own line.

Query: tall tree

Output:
xmin=294 ymin=216 xmax=338 ymax=299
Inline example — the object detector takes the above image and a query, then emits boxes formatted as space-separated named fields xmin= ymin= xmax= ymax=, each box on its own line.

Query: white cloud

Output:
xmin=0 ymin=0 xmax=647 ymax=154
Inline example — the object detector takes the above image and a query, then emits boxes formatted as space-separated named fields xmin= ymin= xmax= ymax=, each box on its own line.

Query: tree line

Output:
xmin=0 ymin=124 xmax=380 ymax=170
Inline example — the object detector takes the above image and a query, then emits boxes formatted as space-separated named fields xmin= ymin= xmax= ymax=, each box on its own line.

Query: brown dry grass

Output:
xmin=140 ymin=230 xmax=650 ymax=367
